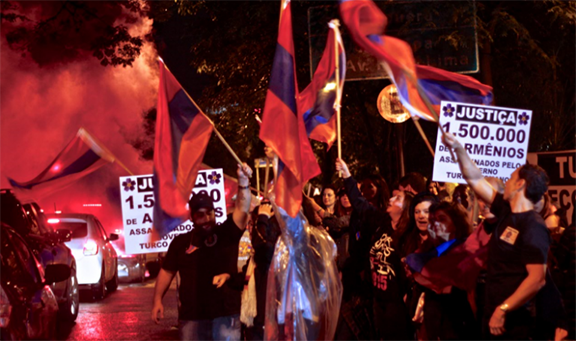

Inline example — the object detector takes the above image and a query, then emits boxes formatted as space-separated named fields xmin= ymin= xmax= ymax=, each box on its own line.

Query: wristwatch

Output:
xmin=499 ymin=303 xmax=509 ymax=313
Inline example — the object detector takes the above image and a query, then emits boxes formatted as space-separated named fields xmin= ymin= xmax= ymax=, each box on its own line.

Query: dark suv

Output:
xmin=0 ymin=189 xmax=79 ymax=322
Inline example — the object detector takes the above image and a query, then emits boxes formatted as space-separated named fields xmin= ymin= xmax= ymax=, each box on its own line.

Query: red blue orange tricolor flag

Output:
xmin=8 ymin=128 xmax=115 ymax=200
xmin=340 ymin=0 xmax=493 ymax=121
xmin=259 ymin=0 xmax=321 ymax=217
xmin=153 ymin=59 xmax=214 ymax=236
xmin=299 ymin=20 xmax=346 ymax=148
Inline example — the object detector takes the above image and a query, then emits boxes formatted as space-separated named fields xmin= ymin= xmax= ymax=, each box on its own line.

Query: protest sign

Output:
xmin=432 ymin=101 xmax=532 ymax=184
xmin=528 ymin=150 xmax=576 ymax=224
xmin=119 ymin=169 xmax=227 ymax=254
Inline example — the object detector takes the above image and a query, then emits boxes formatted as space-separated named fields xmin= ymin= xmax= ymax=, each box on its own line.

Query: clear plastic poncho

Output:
xmin=264 ymin=207 xmax=342 ymax=341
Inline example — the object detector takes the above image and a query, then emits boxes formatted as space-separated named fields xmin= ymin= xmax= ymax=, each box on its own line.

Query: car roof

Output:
xmin=44 ymin=213 xmax=94 ymax=221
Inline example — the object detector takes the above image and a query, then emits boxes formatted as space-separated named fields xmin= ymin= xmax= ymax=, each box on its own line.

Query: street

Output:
xmin=57 ymin=280 xmax=179 ymax=341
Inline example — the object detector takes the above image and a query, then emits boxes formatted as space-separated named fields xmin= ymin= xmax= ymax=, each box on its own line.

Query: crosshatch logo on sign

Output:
xmin=453 ymin=104 xmax=529 ymax=127
xmin=137 ymin=177 xmax=154 ymax=192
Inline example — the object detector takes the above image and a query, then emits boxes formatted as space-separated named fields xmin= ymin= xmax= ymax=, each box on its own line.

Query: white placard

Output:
xmin=432 ymin=101 xmax=533 ymax=184
xmin=119 ymin=169 xmax=227 ymax=254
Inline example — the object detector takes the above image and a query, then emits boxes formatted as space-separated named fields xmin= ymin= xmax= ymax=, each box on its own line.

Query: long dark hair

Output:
xmin=361 ymin=174 xmax=390 ymax=210
xmin=430 ymin=201 xmax=472 ymax=241
xmin=393 ymin=191 xmax=415 ymax=243
xmin=400 ymin=192 xmax=439 ymax=256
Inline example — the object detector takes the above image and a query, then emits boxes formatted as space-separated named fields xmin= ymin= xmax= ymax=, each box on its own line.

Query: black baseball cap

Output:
xmin=188 ymin=192 xmax=214 ymax=213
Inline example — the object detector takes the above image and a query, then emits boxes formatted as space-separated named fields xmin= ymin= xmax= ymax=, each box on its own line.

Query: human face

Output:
xmin=503 ymin=169 xmax=520 ymax=201
xmin=431 ymin=210 xmax=455 ymax=242
xmin=191 ymin=208 xmax=216 ymax=230
xmin=361 ymin=180 xmax=378 ymax=201
xmin=340 ymin=194 xmax=351 ymax=208
xmin=387 ymin=191 xmax=405 ymax=216
xmin=414 ymin=201 xmax=432 ymax=232
xmin=322 ymin=188 xmax=336 ymax=208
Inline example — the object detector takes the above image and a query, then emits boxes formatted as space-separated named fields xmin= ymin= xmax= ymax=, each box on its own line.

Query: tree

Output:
xmin=141 ymin=0 xmax=574 ymax=186
xmin=1 ymin=0 xmax=148 ymax=67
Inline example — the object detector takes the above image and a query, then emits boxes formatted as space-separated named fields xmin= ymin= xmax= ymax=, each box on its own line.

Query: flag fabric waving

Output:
xmin=8 ymin=128 xmax=115 ymax=200
xmin=339 ymin=0 xmax=493 ymax=121
xmin=299 ymin=20 xmax=346 ymax=148
xmin=405 ymin=223 xmax=491 ymax=294
xmin=259 ymin=0 xmax=321 ymax=217
xmin=153 ymin=59 xmax=214 ymax=236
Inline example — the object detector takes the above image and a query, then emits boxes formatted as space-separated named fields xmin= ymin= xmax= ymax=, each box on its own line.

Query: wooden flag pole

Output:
xmin=211 ymin=126 xmax=244 ymax=166
xmin=411 ymin=118 xmax=435 ymax=157
xmin=330 ymin=20 xmax=343 ymax=176
xmin=402 ymin=70 xmax=457 ymax=161
xmin=79 ymin=127 xmax=135 ymax=175
xmin=161 ymin=60 xmax=245 ymax=168
xmin=264 ymin=158 xmax=270 ymax=197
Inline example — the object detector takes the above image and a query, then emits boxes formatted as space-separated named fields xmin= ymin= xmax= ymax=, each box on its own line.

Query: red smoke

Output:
xmin=0 ymin=2 xmax=158 ymax=246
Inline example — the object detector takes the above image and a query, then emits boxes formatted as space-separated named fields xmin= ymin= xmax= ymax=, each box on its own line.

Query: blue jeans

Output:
xmin=179 ymin=314 xmax=241 ymax=341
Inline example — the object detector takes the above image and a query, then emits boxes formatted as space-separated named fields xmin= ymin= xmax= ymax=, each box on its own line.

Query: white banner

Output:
xmin=432 ymin=101 xmax=532 ymax=184
xmin=119 ymin=169 xmax=227 ymax=254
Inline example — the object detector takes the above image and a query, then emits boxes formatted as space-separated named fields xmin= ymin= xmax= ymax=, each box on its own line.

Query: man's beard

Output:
xmin=195 ymin=223 xmax=215 ymax=238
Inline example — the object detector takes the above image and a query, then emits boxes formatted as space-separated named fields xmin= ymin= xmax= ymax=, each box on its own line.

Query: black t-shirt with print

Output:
xmin=162 ymin=215 xmax=244 ymax=320
xmin=485 ymin=193 xmax=551 ymax=313
xmin=369 ymin=224 xmax=407 ymax=304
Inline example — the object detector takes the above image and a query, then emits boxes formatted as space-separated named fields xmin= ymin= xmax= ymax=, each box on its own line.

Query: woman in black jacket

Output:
xmin=336 ymin=158 xmax=414 ymax=340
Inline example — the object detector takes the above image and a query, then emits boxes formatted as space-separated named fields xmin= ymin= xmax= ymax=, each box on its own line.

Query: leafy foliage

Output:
xmin=1 ymin=0 xmax=148 ymax=67
xmin=141 ymin=0 xmax=574 ymax=186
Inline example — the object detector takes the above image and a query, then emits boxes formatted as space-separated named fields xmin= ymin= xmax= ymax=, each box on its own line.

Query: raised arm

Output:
xmin=233 ymin=163 xmax=252 ymax=230
xmin=335 ymin=158 xmax=380 ymax=221
xmin=442 ymin=133 xmax=497 ymax=204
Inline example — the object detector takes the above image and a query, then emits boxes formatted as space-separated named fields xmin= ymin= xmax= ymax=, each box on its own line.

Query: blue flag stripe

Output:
xmin=169 ymin=90 xmax=201 ymax=175
xmin=269 ymin=43 xmax=297 ymax=116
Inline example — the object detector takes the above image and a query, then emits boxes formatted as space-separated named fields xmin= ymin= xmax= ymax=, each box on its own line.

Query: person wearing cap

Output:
xmin=151 ymin=164 xmax=253 ymax=341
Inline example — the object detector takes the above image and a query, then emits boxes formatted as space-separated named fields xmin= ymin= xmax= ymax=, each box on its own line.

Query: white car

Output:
xmin=46 ymin=213 xmax=119 ymax=299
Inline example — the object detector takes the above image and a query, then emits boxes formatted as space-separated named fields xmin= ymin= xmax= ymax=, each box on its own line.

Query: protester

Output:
xmin=336 ymin=158 xmax=413 ymax=340
xmin=151 ymin=164 xmax=252 ymax=341
xmin=554 ymin=213 xmax=576 ymax=339
xmin=443 ymin=133 xmax=550 ymax=340
xmin=414 ymin=201 xmax=477 ymax=340
xmin=242 ymin=200 xmax=281 ymax=340
xmin=400 ymin=193 xmax=439 ymax=258
xmin=323 ymin=187 xmax=353 ymax=271
xmin=320 ymin=185 xmax=337 ymax=216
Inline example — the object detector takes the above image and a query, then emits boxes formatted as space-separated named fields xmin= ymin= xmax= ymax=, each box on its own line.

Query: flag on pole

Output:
xmin=259 ymin=0 xmax=321 ymax=217
xmin=8 ymin=128 xmax=115 ymax=200
xmin=339 ymin=0 xmax=493 ymax=121
xmin=153 ymin=59 xmax=214 ymax=236
xmin=299 ymin=20 xmax=346 ymax=148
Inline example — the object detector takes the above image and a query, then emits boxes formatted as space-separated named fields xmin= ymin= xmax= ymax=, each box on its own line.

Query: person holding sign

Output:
xmin=442 ymin=133 xmax=550 ymax=340
xmin=151 ymin=164 xmax=253 ymax=341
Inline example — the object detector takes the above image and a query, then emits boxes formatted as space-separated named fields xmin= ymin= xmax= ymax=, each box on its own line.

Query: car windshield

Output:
xmin=57 ymin=222 xmax=88 ymax=239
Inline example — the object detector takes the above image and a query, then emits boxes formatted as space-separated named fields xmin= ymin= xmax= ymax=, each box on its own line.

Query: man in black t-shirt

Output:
xmin=443 ymin=133 xmax=550 ymax=339
xmin=151 ymin=164 xmax=252 ymax=341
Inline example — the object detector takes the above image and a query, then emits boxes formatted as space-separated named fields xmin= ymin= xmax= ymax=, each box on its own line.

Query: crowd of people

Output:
xmin=151 ymin=133 xmax=575 ymax=341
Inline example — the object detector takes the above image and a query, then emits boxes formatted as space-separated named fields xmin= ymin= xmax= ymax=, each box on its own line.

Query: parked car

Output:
xmin=46 ymin=213 xmax=119 ymax=299
xmin=0 ymin=189 xmax=79 ymax=322
xmin=1 ymin=223 xmax=70 ymax=340
xmin=117 ymin=254 xmax=146 ymax=283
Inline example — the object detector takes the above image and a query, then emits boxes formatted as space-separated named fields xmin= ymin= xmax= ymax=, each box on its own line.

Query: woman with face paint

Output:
xmin=414 ymin=201 xmax=477 ymax=340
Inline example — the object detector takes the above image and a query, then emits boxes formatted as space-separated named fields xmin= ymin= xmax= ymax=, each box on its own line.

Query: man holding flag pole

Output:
xmin=151 ymin=59 xmax=254 ymax=341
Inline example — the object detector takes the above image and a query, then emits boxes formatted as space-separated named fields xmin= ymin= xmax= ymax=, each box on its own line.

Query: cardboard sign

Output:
xmin=528 ymin=150 xmax=576 ymax=224
xmin=119 ymin=169 xmax=227 ymax=254
xmin=432 ymin=101 xmax=532 ymax=184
